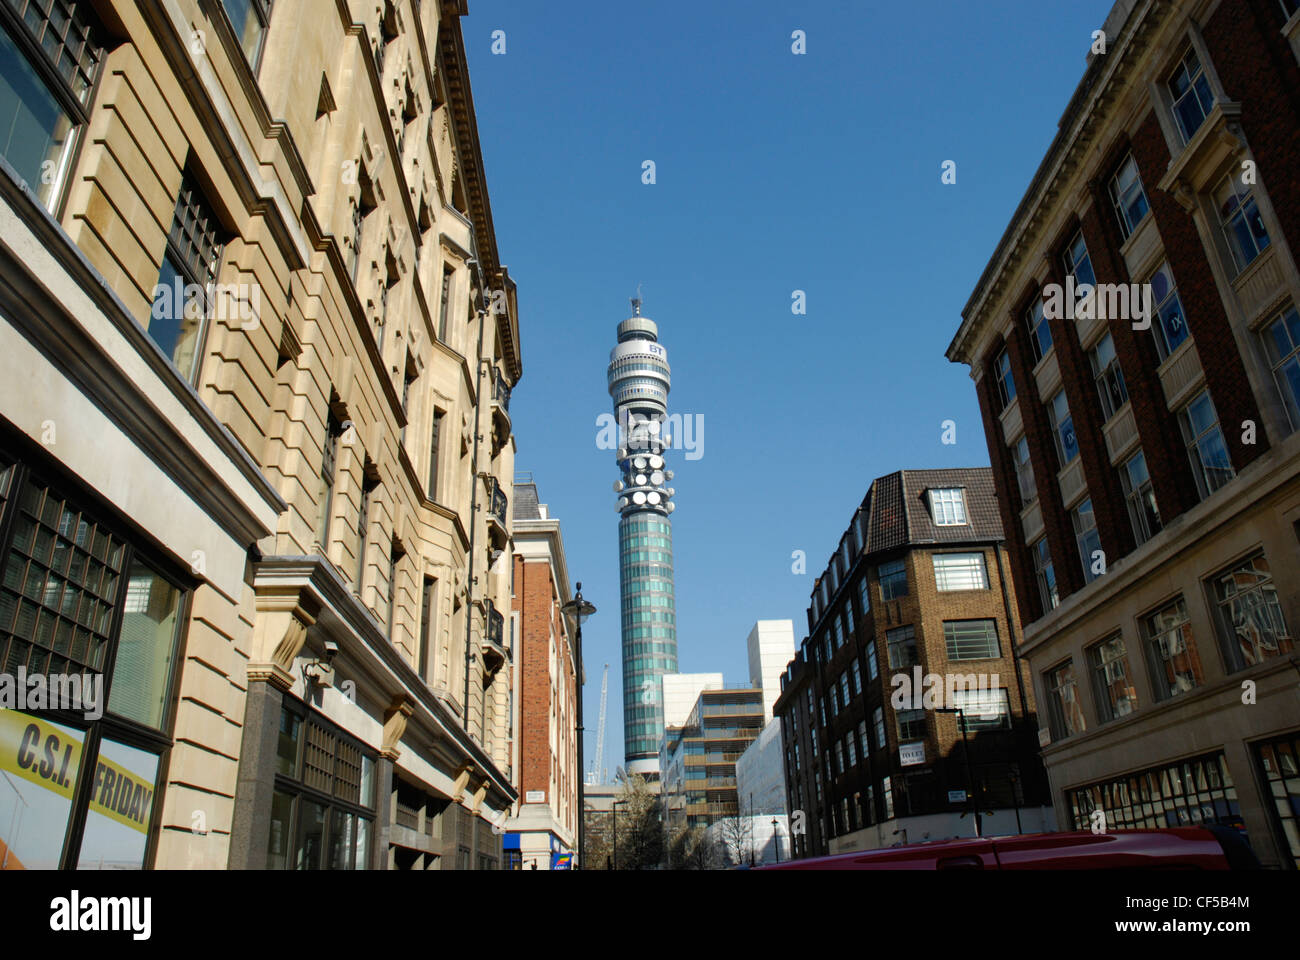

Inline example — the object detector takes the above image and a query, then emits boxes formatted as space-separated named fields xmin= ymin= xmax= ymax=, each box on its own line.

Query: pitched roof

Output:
xmin=512 ymin=482 xmax=541 ymax=521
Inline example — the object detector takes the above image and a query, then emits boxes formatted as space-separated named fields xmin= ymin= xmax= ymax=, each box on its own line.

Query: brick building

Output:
xmin=504 ymin=481 xmax=579 ymax=870
xmin=773 ymin=469 xmax=1052 ymax=859
xmin=948 ymin=0 xmax=1300 ymax=869
xmin=0 ymin=0 xmax=521 ymax=869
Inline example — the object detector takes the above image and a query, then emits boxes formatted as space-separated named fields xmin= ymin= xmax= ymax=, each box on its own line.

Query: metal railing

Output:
xmin=488 ymin=478 xmax=507 ymax=526
xmin=493 ymin=367 xmax=511 ymax=414
xmin=486 ymin=600 xmax=504 ymax=648
xmin=394 ymin=803 xmax=419 ymax=830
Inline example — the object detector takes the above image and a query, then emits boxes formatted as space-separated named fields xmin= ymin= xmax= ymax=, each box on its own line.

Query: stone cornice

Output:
xmin=949 ymin=0 xmax=1164 ymax=367
xmin=253 ymin=555 xmax=516 ymax=803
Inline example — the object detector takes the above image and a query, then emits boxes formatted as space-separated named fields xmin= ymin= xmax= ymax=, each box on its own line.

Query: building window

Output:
xmin=1254 ymin=734 xmax=1300 ymax=870
xmin=857 ymin=575 xmax=869 ymax=614
xmin=269 ymin=703 xmax=376 ymax=869
xmin=1062 ymin=230 xmax=1096 ymax=288
xmin=994 ymin=348 xmax=1016 ymax=410
xmin=1045 ymin=660 xmax=1085 ymax=740
xmin=0 ymin=0 xmax=102 ymax=212
xmin=1261 ymin=305 xmax=1300 ymax=432
xmin=864 ymin=640 xmax=878 ymax=681
xmin=845 ymin=734 xmax=856 ymax=768
xmin=881 ymin=776 xmax=894 ymax=820
xmin=1067 ymin=751 xmax=1239 ymax=832
xmin=1206 ymin=551 xmax=1294 ymax=673
xmin=1047 ymin=389 xmax=1078 ymax=467
xmin=418 ymin=576 xmax=436 ymax=681
xmin=355 ymin=478 xmax=373 ymax=591
xmin=1179 ymin=389 xmax=1234 ymax=500
xmin=839 ymin=673 xmax=850 ymax=710
xmin=151 ymin=172 xmax=227 ymax=383
xmin=873 ymin=707 xmax=886 ymax=750
xmin=843 ymin=602 xmax=854 ymax=637
xmin=943 ymin=620 xmax=1000 ymax=661
xmin=1146 ymin=260 xmax=1189 ymax=362
xmin=1109 ymin=153 xmax=1150 ymax=240
xmin=1012 ymin=435 xmax=1036 ymax=503
xmin=1088 ymin=635 xmax=1137 ymax=722
xmin=928 ymin=488 xmax=967 ymax=526
xmin=427 ymin=409 xmax=443 ymax=500
xmin=1140 ymin=597 xmax=1203 ymax=701
xmin=850 ymin=659 xmax=861 ymax=696
xmin=317 ymin=410 xmax=343 ymax=548
xmin=1119 ymin=450 xmax=1162 ymax=546
xmin=951 ymin=688 xmax=1011 ymax=732
xmin=1214 ymin=173 xmax=1271 ymax=275
xmin=932 ymin=552 xmax=988 ymax=592
xmin=1032 ymin=537 xmax=1059 ymax=614
xmin=1072 ymin=498 xmax=1102 ymax=584
xmin=1026 ymin=299 xmax=1052 ymax=365
xmin=438 ymin=264 xmax=454 ymax=343
xmin=221 ymin=0 xmax=273 ymax=69
xmin=0 ymin=453 xmax=187 ymax=868
xmin=896 ymin=708 xmax=926 ymax=742
xmin=1168 ymin=46 xmax=1215 ymax=144
xmin=878 ymin=559 xmax=907 ymax=601
xmin=885 ymin=625 xmax=919 ymax=670
xmin=1089 ymin=333 xmax=1128 ymax=423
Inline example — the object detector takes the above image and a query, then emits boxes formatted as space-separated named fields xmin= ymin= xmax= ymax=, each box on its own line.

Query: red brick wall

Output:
xmin=514 ymin=554 xmax=554 ymax=797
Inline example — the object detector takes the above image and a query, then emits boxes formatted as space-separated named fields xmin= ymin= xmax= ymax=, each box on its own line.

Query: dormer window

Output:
xmin=928 ymin=488 xmax=968 ymax=526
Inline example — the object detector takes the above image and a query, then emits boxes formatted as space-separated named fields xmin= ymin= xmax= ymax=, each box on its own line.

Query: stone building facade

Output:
xmin=0 ymin=0 xmax=519 ymax=870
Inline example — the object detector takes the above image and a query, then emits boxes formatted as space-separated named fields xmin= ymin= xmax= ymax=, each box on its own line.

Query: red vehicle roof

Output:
xmin=756 ymin=827 xmax=1253 ymax=870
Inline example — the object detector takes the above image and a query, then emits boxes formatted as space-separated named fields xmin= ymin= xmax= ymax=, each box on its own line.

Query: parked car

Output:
xmin=756 ymin=826 xmax=1259 ymax=870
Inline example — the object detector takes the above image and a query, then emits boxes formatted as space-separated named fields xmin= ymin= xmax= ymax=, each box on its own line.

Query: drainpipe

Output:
xmin=994 ymin=544 xmax=1033 ymax=800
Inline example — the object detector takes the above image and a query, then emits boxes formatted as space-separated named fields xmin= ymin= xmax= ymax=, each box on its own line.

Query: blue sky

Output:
xmin=463 ymin=0 xmax=1113 ymax=778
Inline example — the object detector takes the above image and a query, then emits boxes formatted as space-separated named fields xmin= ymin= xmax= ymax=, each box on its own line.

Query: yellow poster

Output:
xmin=0 ymin=710 xmax=152 ymax=834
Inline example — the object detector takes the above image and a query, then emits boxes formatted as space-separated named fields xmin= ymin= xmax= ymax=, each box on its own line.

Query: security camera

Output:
xmin=323 ymin=639 xmax=340 ymax=662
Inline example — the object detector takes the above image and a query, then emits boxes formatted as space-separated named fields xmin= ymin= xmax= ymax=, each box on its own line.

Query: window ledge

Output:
xmin=1156 ymin=101 xmax=1244 ymax=211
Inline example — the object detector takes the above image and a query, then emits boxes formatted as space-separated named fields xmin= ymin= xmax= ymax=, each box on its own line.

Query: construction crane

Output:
xmin=588 ymin=664 xmax=609 ymax=785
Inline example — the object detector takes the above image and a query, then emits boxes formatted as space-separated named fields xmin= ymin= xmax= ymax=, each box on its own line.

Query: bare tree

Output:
xmin=612 ymin=774 xmax=663 ymax=870
xmin=668 ymin=823 xmax=719 ymax=870
xmin=715 ymin=807 xmax=754 ymax=867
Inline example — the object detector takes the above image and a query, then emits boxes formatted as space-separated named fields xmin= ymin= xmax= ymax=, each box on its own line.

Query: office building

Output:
xmin=659 ymin=686 xmax=764 ymax=846
xmin=0 ymin=0 xmax=519 ymax=869
xmin=774 ymin=470 xmax=1053 ymax=858
xmin=735 ymin=718 xmax=789 ymax=864
xmin=947 ymin=0 xmax=1300 ymax=869
xmin=747 ymin=619 xmax=795 ymax=721
xmin=503 ymin=481 xmax=579 ymax=870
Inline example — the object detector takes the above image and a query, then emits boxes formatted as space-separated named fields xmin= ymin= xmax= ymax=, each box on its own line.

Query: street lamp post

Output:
xmin=937 ymin=706 xmax=980 ymax=837
xmin=612 ymin=797 xmax=628 ymax=871
xmin=562 ymin=583 xmax=596 ymax=869
xmin=771 ymin=817 xmax=781 ymax=863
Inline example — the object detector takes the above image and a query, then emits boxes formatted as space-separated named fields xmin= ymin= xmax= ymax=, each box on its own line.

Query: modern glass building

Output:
xmin=608 ymin=301 xmax=679 ymax=776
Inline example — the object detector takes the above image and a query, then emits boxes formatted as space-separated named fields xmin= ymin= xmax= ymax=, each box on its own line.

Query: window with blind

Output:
xmin=0 ymin=444 xmax=187 ymax=869
xmin=0 ymin=0 xmax=104 ymax=212
xmin=932 ymin=552 xmax=988 ymax=591
xmin=943 ymin=620 xmax=1000 ymax=661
